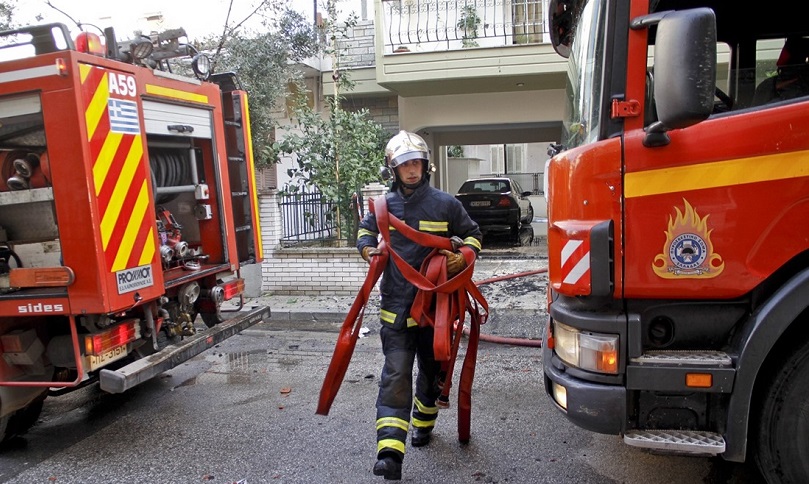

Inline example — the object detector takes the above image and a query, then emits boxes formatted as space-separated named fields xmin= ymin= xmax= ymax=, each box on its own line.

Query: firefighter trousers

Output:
xmin=375 ymin=324 xmax=442 ymax=461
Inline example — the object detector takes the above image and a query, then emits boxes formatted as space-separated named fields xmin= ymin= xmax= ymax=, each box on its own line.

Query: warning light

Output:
xmin=56 ymin=58 xmax=68 ymax=77
xmin=75 ymin=32 xmax=104 ymax=56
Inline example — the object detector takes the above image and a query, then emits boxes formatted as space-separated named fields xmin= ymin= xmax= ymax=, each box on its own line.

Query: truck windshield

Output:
xmin=561 ymin=0 xmax=606 ymax=149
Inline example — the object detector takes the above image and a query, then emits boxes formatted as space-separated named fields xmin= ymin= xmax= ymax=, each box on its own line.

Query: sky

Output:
xmin=14 ymin=0 xmax=366 ymax=41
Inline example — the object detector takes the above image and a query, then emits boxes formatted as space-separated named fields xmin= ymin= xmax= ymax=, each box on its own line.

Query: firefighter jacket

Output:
xmin=357 ymin=183 xmax=483 ymax=330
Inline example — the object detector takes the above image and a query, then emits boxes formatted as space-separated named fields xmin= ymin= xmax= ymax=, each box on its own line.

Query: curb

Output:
xmin=261 ymin=307 xmax=545 ymax=342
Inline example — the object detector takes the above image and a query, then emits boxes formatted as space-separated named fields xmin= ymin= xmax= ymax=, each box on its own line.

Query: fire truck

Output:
xmin=0 ymin=23 xmax=269 ymax=442
xmin=542 ymin=0 xmax=808 ymax=481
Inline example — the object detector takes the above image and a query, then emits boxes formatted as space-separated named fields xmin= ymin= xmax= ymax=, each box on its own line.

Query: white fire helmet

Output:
xmin=385 ymin=130 xmax=429 ymax=169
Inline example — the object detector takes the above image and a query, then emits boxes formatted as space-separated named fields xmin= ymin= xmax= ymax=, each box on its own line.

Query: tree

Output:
xmin=199 ymin=1 xmax=320 ymax=168
xmin=277 ymin=94 xmax=389 ymax=245
xmin=274 ymin=1 xmax=389 ymax=245
xmin=0 ymin=0 xmax=14 ymax=31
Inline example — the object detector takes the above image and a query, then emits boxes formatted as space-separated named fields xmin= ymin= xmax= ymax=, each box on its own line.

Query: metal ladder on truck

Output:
xmin=212 ymin=72 xmax=262 ymax=266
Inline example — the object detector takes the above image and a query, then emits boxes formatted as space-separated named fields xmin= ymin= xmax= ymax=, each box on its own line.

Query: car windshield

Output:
xmin=459 ymin=180 xmax=510 ymax=194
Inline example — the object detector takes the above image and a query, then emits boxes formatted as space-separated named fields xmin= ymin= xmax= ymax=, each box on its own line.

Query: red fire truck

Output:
xmin=542 ymin=0 xmax=809 ymax=481
xmin=0 ymin=23 xmax=269 ymax=442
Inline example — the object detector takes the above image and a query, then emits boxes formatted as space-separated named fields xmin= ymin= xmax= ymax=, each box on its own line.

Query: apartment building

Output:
xmin=274 ymin=0 xmax=566 ymax=196
xmin=259 ymin=0 xmax=564 ymax=295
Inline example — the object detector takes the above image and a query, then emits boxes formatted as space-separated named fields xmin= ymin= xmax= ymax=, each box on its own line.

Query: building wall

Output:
xmin=342 ymin=95 xmax=399 ymax=134
xmin=398 ymin=89 xmax=565 ymax=132
xmin=340 ymin=19 xmax=376 ymax=69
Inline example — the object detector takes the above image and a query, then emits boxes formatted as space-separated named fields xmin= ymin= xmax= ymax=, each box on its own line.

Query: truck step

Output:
xmin=99 ymin=306 xmax=270 ymax=394
xmin=631 ymin=350 xmax=732 ymax=367
xmin=624 ymin=430 xmax=725 ymax=455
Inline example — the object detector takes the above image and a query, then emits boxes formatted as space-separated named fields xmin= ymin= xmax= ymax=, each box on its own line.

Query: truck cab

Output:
xmin=543 ymin=0 xmax=809 ymax=481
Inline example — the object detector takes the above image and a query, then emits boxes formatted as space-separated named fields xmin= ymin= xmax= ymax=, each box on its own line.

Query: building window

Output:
xmin=512 ymin=0 xmax=543 ymax=44
xmin=490 ymin=144 xmax=526 ymax=173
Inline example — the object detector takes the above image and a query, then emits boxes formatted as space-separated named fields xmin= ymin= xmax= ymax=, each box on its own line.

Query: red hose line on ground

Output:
xmin=474 ymin=268 xmax=547 ymax=286
xmin=465 ymin=267 xmax=549 ymax=347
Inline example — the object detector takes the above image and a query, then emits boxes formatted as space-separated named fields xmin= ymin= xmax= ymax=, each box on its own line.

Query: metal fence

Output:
xmin=279 ymin=177 xmax=543 ymax=245
xmin=279 ymin=190 xmax=339 ymax=247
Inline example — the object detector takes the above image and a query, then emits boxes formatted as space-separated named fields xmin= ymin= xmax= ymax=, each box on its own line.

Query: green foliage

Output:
xmin=200 ymin=1 xmax=320 ymax=168
xmin=457 ymin=5 xmax=481 ymax=48
xmin=271 ymin=1 xmax=390 ymax=244
xmin=0 ymin=1 xmax=14 ymax=31
xmin=275 ymin=92 xmax=388 ymax=244
xmin=447 ymin=145 xmax=464 ymax=158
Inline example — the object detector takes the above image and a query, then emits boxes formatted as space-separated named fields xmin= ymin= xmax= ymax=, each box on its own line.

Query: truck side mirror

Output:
xmin=635 ymin=8 xmax=717 ymax=146
xmin=653 ymin=8 xmax=716 ymax=130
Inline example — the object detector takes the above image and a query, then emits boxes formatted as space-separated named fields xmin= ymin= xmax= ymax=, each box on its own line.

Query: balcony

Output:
xmin=380 ymin=0 xmax=548 ymax=53
xmin=372 ymin=0 xmax=567 ymax=97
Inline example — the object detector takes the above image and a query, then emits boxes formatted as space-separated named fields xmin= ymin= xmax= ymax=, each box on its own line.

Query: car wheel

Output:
xmin=754 ymin=335 xmax=809 ymax=483
xmin=510 ymin=223 xmax=520 ymax=243
xmin=524 ymin=205 xmax=534 ymax=224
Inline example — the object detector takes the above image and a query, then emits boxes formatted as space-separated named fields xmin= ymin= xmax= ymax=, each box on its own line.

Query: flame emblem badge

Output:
xmin=653 ymin=199 xmax=724 ymax=279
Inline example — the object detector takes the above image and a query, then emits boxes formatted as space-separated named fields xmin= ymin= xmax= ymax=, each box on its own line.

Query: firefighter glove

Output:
xmin=361 ymin=246 xmax=381 ymax=263
xmin=439 ymin=249 xmax=466 ymax=278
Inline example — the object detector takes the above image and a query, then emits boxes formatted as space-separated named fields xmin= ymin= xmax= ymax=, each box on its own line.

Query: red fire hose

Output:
xmin=465 ymin=267 xmax=548 ymax=347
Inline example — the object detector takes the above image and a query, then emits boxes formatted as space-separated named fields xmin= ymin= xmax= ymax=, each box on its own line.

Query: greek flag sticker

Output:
xmin=108 ymin=98 xmax=140 ymax=134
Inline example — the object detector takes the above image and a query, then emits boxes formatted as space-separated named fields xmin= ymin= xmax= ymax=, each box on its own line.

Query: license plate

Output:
xmin=87 ymin=344 xmax=128 ymax=371
xmin=470 ymin=201 xmax=490 ymax=207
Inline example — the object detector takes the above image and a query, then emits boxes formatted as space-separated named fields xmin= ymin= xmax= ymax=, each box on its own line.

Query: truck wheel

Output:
xmin=0 ymin=414 xmax=9 ymax=443
xmin=754 ymin=339 xmax=809 ymax=483
xmin=0 ymin=396 xmax=45 ymax=443
xmin=201 ymin=311 xmax=224 ymax=328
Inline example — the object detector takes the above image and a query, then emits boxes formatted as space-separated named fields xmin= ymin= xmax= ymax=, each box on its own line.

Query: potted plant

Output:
xmin=447 ymin=145 xmax=464 ymax=157
xmin=457 ymin=5 xmax=481 ymax=48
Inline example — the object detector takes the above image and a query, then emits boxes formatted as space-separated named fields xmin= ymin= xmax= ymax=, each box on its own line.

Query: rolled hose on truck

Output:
xmin=466 ymin=268 xmax=547 ymax=348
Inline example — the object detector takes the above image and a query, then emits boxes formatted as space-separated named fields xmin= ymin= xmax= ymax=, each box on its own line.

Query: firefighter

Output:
xmin=357 ymin=130 xmax=483 ymax=480
xmin=753 ymin=36 xmax=809 ymax=105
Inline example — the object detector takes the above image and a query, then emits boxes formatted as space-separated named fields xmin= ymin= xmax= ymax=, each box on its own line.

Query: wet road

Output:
xmin=0 ymin=318 xmax=765 ymax=483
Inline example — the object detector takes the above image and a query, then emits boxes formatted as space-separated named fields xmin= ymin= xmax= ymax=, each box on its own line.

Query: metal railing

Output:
xmin=381 ymin=0 xmax=549 ymax=54
xmin=279 ymin=189 xmax=339 ymax=247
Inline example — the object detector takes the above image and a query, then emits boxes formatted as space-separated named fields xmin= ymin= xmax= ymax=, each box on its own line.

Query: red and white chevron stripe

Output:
xmin=560 ymin=239 xmax=591 ymax=293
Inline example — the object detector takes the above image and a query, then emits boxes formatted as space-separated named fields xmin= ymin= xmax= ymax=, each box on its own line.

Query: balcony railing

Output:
xmin=380 ymin=0 xmax=550 ymax=54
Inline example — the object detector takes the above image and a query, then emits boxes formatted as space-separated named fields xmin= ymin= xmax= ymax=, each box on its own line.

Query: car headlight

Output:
xmin=553 ymin=321 xmax=619 ymax=374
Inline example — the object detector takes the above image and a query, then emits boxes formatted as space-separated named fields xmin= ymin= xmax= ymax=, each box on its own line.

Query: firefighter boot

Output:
xmin=373 ymin=455 xmax=402 ymax=480
xmin=411 ymin=427 xmax=432 ymax=447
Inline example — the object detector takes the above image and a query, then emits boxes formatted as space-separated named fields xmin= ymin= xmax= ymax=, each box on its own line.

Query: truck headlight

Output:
xmin=553 ymin=322 xmax=619 ymax=374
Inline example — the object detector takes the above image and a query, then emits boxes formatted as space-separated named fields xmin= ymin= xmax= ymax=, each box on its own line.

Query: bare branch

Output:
xmin=211 ymin=0 xmax=273 ymax=71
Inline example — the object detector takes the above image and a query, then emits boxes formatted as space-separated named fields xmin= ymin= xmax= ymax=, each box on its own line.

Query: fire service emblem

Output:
xmin=653 ymin=199 xmax=724 ymax=279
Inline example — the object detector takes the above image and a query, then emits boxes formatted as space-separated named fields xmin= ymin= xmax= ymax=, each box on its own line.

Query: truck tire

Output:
xmin=754 ymin=339 xmax=809 ymax=483
xmin=201 ymin=310 xmax=224 ymax=328
xmin=0 ymin=396 xmax=45 ymax=443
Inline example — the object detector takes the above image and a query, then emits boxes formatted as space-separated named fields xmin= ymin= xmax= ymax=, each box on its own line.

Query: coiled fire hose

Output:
xmin=318 ymin=197 xmax=488 ymax=443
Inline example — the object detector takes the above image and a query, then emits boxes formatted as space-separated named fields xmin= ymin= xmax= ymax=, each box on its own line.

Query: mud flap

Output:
xmin=99 ymin=306 xmax=270 ymax=394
